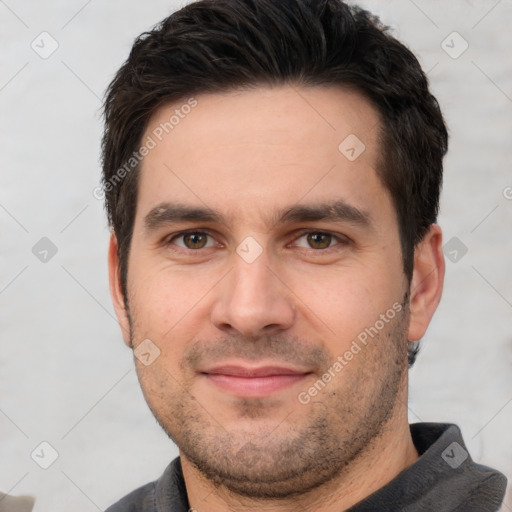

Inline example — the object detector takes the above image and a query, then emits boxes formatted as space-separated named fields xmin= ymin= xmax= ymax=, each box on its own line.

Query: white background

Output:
xmin=1 ymin=0 xmax=511 ymax=510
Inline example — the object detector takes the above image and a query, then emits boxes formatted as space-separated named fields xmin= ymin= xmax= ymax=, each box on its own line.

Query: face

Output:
xmin=111 ymin=85 xmax=414 ymax=498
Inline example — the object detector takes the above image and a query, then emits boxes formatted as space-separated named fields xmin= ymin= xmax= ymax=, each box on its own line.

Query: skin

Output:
xmin=109 ymin=85 xmax=445 ymax=511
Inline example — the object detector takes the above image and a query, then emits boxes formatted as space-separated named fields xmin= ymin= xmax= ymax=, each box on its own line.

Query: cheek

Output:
xmin=127 ymin=261 xmax=215 ymax=348
xmin=288 ymin=263 xmax=400 ymax=341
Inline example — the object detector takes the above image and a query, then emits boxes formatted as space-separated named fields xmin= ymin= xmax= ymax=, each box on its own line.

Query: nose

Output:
xmin=210 ymin=248 xmax=296 ymax=337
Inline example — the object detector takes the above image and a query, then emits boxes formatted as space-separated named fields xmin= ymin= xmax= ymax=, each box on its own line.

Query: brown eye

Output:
xmin=306 ymin=233 xmax=333 ymax=249
xmin=166 ymin=231 xmax=217 ymax=253
xmin=182 ymin=232 xmax=208 ymax=249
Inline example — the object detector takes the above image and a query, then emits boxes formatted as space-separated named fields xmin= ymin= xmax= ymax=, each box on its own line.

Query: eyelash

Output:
xmin=164 ymin=229 xmax=350 ymax=254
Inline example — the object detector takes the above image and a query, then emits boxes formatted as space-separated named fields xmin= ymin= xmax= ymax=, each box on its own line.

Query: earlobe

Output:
xmin=108 ymin=232 xmax=132 ymax=347
xmin=407 ymin=224 xmax=445 ymax=342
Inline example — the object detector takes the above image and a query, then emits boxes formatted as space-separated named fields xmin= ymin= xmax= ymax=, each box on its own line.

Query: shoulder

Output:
xmin=104 ymin=457 xmax=188 ymax=512
xmin=104 ymin=481 xmax=156 ymax=512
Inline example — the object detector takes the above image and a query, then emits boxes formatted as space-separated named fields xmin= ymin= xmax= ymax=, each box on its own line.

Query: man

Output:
xmin=101 ymin=0 xmax=507 ymax=510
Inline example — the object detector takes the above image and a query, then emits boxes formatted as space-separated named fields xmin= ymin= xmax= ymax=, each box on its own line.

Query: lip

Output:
xmin=201 ymin=363 xmax=311 ymax=398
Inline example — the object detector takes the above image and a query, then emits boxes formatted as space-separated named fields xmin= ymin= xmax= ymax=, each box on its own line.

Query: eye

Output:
xmin=169 ymin=231 xmax=216 ymax=250
xmin=293 ymin=231 xmax=347 ymax=250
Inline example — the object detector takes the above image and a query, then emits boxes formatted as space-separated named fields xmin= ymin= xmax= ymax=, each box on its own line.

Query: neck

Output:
xmin=181 ymin=400 xmax=418 ymax=512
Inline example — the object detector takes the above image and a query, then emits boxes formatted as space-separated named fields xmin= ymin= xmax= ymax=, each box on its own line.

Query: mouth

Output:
xmin=200 ymin=363 xmax=312 ymax=398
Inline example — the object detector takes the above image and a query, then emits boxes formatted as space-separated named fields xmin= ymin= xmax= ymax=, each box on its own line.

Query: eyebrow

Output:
xmin=144 ymin=200 xmax=373 ymax=232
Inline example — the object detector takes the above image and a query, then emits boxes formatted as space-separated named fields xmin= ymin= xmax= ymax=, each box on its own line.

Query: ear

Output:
xmin=408 ymin=224 xmax=445 ymax=342
xmin=108 ymin=232 xmax=132 ymax=347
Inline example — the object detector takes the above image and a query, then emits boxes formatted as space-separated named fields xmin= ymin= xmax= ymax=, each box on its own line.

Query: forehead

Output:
xmin=135 ymin=85 xmax=392 ymax=230
xmin=144 ymin=84 xmax=380 ymax=161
